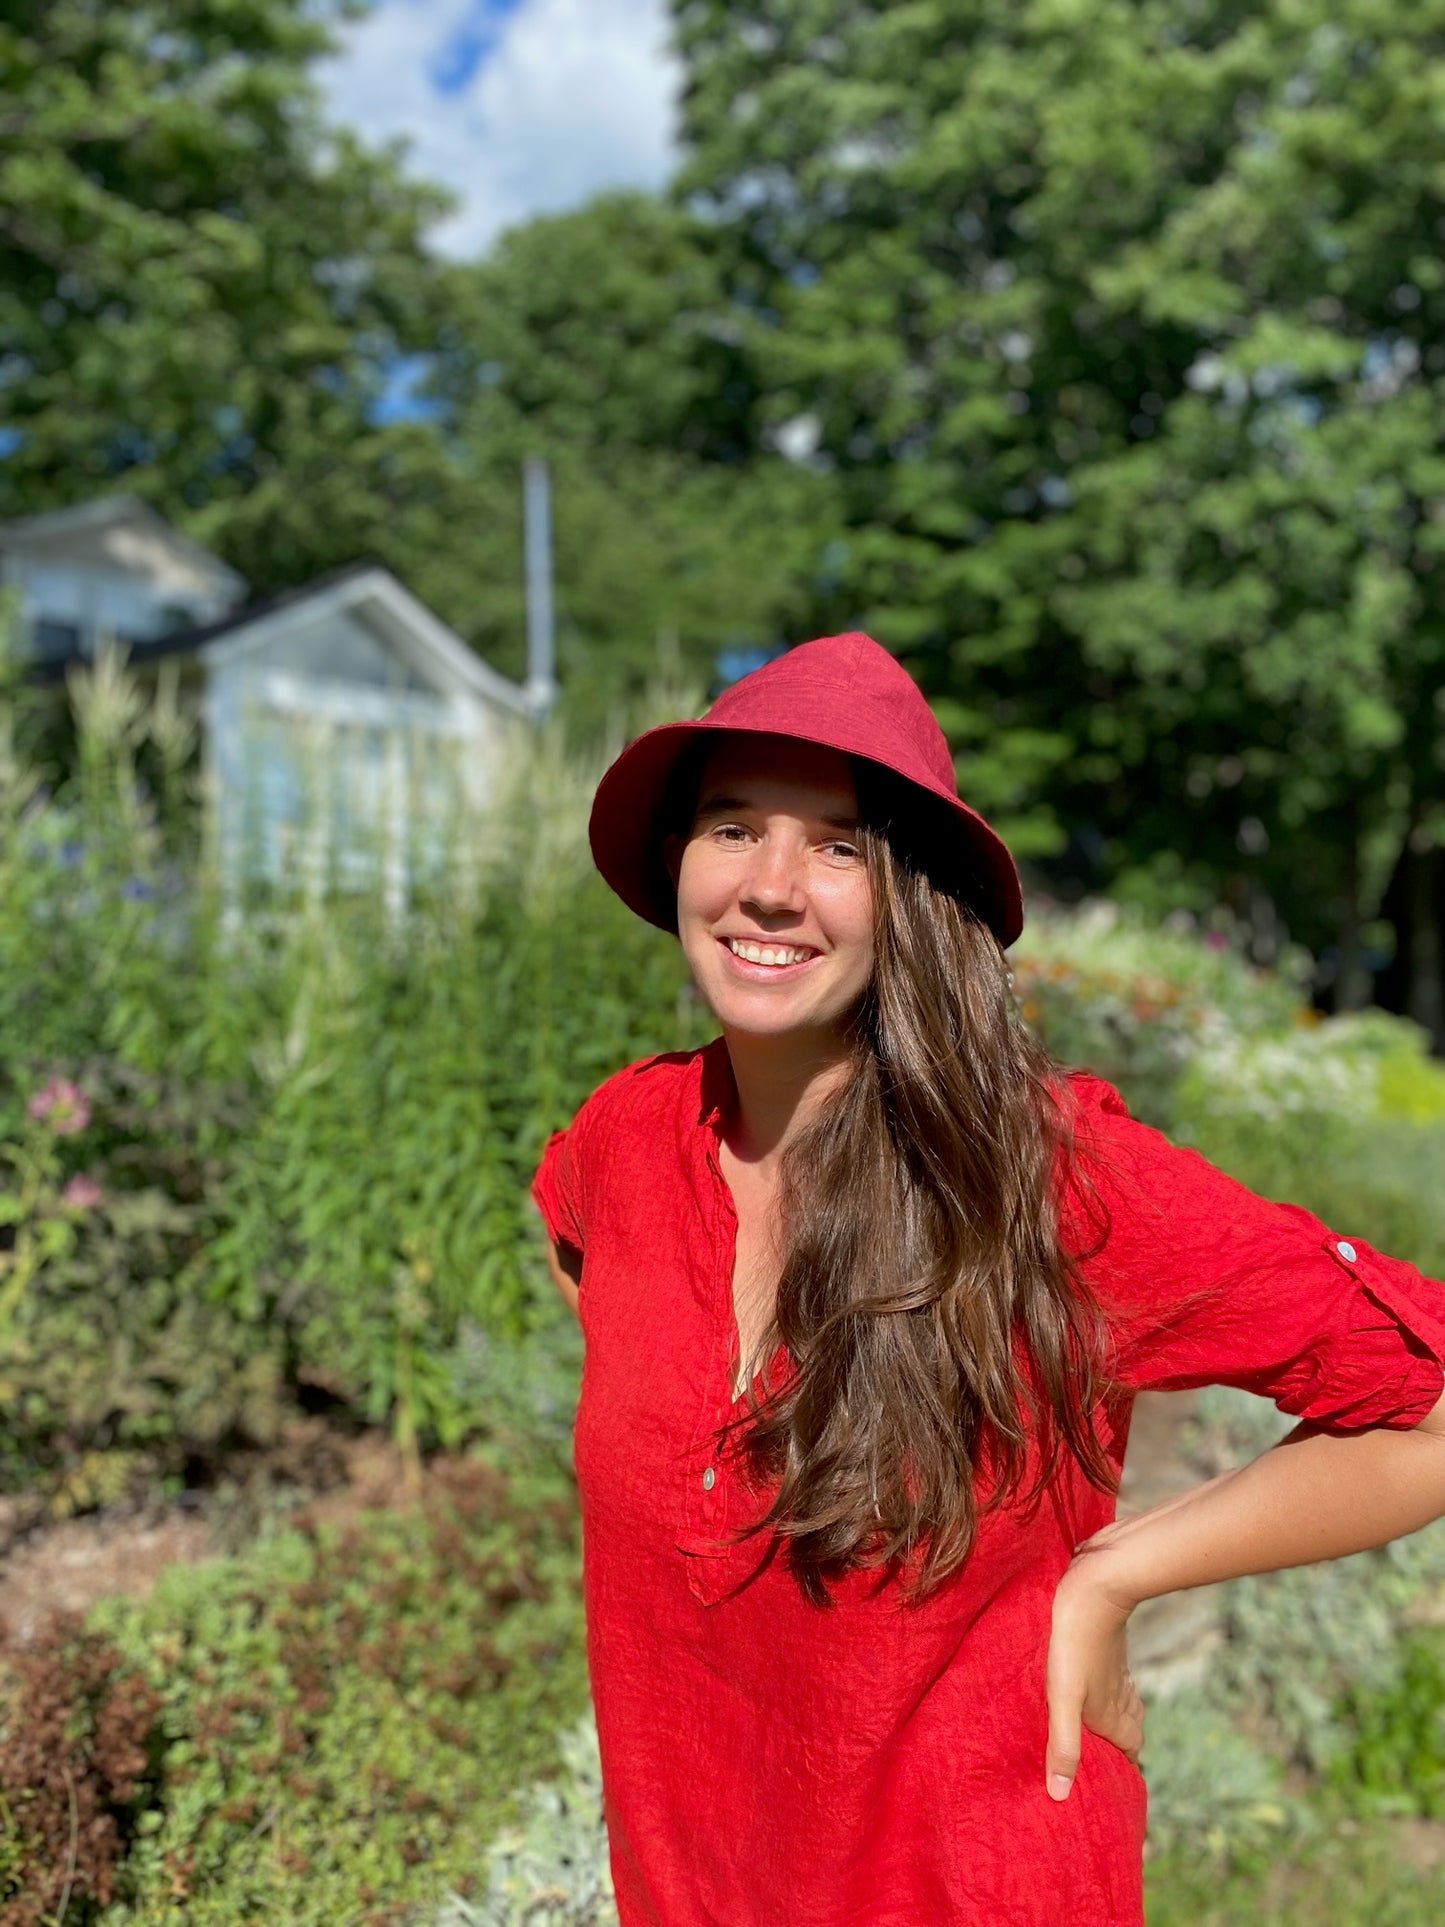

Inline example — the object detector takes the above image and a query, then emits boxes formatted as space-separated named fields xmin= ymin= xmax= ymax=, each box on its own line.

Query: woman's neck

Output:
xmin=720 ymin=1026 xmax=854 ymax=1171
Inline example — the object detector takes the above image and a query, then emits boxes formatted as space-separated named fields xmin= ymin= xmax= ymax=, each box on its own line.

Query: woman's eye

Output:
xmin=713 ymin=824 xmax=750 ymax=844
xmin=824 ymin=841 xmax=861 ymax=860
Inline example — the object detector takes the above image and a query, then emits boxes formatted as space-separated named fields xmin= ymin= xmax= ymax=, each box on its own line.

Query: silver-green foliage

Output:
xmin=431 ymin=1718 xmax=616 ymax=1927
xmin=1138 ymin=1386 xmax=1445 ymax=1853
xmin=1140 ymin=1689 xmax=1290 ymax=1859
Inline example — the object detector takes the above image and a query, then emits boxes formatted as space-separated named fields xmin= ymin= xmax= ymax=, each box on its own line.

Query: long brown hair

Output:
xmin=716 ymin=758 xmax=1117 ymax=1603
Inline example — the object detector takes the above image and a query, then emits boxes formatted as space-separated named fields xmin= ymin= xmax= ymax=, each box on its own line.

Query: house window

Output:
xmin=32 ymin=617 xmax=83 ymax=662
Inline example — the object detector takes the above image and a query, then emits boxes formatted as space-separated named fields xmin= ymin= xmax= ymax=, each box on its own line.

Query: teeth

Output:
xmin=727 ymin=939 xmax=814 ymax=966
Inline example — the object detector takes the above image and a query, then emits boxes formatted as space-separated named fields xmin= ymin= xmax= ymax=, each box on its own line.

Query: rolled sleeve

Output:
xmin=1306 ymin=1232 xmax=1445 ymax=1429
xmin=1064 ymin=1074 xmax=1445 ymax=1433
xmin=530 ymin=1124 xmax=586 ymax=1257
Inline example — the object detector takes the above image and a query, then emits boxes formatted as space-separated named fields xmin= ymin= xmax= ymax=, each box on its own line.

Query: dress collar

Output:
xmin=696 ymin=1034 xmax=736 ymax=1135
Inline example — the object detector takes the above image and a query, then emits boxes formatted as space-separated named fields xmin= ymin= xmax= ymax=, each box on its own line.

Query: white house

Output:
xmin=0 ymin=495 xmax=245 ymax=656
xmin=0 ymin=496 xmax=545 ymax=911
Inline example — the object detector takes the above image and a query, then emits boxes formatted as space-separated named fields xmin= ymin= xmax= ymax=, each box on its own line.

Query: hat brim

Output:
xmin=587 ymin=719 xmax=1024 ymax=947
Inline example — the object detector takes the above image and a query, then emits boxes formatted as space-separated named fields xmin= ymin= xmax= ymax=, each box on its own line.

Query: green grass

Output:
xmin=1146 ymin=1815 xmax=1445 ymax=1925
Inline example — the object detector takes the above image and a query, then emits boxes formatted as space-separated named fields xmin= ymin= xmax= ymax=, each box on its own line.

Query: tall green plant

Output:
xmin=0 ymin=653 xmax=712 ymax=1482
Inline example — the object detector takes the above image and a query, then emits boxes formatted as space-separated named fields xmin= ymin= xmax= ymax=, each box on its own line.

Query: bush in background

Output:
xmin=7 ymin=647 xmax=1441 ymax=1503
xmin=78 ymin=1452 xmax=585 ymax=1926
xmin=0 ymin=651 xmax=709 ymax=1497
xmin=0 ymin=1617 xmax=162 ymax=1925
xmin=432 ymin=1719 xmax=616 ymax=1927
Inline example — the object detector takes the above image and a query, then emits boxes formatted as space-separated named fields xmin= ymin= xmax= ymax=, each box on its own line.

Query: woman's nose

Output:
xmin=739 ymin=836 xmax=807 ymax=913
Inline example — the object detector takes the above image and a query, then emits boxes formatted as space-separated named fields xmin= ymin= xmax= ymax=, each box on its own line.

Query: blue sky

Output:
xmin=317 ymin=0 xmax=681 ymax=258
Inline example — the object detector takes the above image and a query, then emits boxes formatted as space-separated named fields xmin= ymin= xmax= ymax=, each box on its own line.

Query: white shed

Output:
xmin=1 ymin=496 xmax=540 ymax=912
xmin=178 ymin=564 xmax=534 ymax=911
xmin=0 ymin=494 xmax=245 ymax=656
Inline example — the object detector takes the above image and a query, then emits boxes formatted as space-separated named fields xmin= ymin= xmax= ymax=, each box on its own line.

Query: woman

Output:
xmin=531 ymin=631 xmax=1445 ymax=1926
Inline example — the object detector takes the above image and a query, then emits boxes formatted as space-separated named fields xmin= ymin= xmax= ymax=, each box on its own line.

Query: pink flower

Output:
xmin=26 ymin=1076 xmax=91 ymax=1136
xmin=61 ymin=1173 xmax=103 ymax=1211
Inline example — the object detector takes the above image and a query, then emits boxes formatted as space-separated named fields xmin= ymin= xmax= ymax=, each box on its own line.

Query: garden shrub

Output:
xmin=1329 ymin=1628 xmax=1445 ymax=1818
xmin=0 ymin=1055 xmax=283 ymax=1501
xmin=0 ymin=1616 xmax=163 ymax=1925
xmin=1019 ymin=903 xmax=1445 ymax=1278
xmin=1129 ymin=1690 xmax=1288 ymax=1862
xmin=1145 ymin=1821 xmax=1445 ymax=1927
xmin=1203 ymin=1523 xmax=1445 ymax=1778
xmin=1012 ymin=902 xmax=1304 ymax=1127
xmin=79 ymin=1452 xmax=587 ymax=1925
xmin=433 ymin=1718 xmax=616 ymax=1927
xmin=7 ymin=653 xmax=1442 ymax=1496
xmin=0 ymin=660 xmax=708 ymax=1488
xmin=7 ymin=646 xmax=1445 ymax=1905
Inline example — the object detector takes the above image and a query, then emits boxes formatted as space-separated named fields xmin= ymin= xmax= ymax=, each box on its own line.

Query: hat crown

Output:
xmin=704 ymin=633 xmax=957 ymax=797
xmin=586 ymin=629 xmax=1023 ymax=947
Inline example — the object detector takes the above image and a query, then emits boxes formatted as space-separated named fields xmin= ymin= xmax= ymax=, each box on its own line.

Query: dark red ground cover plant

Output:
xmin=0 ymin=1613 xmax=162 ymax=1925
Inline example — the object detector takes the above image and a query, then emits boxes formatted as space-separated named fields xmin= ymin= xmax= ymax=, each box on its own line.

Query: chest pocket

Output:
xmin=676 ymin=1454 xmax=777 ymax=1606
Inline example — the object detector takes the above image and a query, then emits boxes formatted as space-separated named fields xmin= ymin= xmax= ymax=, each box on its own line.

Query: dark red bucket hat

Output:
xmin=587 ymin=632 xmax=1024 ymax=946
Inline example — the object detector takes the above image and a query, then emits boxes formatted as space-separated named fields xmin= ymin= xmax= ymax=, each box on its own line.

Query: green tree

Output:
xmin=674 ymin=0 xmax=1175 ymax=854
xmin=0 ymin=0 xmax=484 ymax=616
xmin=672 ymin=0 xmax=1445 ymax=1021
xmin=1052 ymin=6 xmax=1445 ymax=1012
xmin=437 ymin=194 xmax=840 ymax=723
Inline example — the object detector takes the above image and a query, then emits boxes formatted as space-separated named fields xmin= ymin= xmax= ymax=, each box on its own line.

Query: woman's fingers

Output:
xmin=1047 ymin=1674 xmax=1145 ymax=1799
xmin=1047 ymin=1558 xmax=1145 ymax=1800
xmin=1045 ymin=1683 xmax=1081 ymax=1802
xmin=1045 ymin=1618 xmax=1083 ymax=1800
xmin=1115 ymin=1690 xmax=1145 ymax=1764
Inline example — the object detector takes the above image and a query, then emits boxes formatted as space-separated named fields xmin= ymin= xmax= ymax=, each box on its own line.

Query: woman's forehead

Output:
xmin=694 ymin=733 xmax=859 ymax=814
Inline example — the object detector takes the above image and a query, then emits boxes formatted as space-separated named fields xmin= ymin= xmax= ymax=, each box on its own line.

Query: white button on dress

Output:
xmin=1336 ymin=1241 xmax=1358 ymax=1264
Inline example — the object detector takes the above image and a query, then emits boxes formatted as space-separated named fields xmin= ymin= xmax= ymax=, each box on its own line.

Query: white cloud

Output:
xmin=317 ymin=0 xmax=682 ymax=258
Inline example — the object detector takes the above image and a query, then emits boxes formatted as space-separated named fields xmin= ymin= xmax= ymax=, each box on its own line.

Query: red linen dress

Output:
xmin=530 ymin=1038 xmax=1445 ymax=1926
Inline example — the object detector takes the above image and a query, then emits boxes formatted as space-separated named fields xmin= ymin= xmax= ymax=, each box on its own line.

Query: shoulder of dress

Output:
xmin=1054 ymin=1068 xmax=1133 ymax=1123
xmin=577 ymin=1043 xmax=715 ymax=1130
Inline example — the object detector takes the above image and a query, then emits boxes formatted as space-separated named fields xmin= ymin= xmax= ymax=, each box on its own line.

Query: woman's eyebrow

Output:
xmin=695 ymin=792 xmax=860 ymax=831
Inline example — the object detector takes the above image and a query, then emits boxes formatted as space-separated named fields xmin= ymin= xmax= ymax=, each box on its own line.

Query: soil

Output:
xmin=0 ymin=1418 xmax=424 ymax=1645
xmin=1391 ymin=1814 xmax=1445 ymax=1874
xmin=0 ymin=1508 xmax=213 ymax=1644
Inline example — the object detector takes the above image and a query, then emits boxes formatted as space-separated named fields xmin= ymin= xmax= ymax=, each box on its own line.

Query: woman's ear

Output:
xmin=662 ymin=831 xmax=684 ymax=889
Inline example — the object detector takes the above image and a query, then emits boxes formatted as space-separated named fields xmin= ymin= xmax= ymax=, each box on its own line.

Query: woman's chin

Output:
xmin=705 ymin=987 xmax=851 ymax=1044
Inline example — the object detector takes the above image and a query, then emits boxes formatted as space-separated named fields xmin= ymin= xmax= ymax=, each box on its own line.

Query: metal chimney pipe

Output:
xmin=523 ymin=455 xmax=557 ymax=717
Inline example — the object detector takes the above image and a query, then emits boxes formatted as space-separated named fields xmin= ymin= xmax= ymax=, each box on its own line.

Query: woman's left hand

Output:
xmin=1044 ymin=1540 xmax=1145 ymax=1802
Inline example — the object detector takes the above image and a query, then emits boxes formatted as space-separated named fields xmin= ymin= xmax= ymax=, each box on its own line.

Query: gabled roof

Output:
xmin=0 ymin=494 xmax=247 ymax=599
xmin=127 ymin=562 xmax=532 ymax=718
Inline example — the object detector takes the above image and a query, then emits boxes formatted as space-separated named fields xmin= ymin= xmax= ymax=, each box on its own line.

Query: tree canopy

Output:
xmin=435 ymin=194 xmax=836 ymax=714
xmin=0 ymin=7 xmax=817 ymax=726
xmin=672 ymin=0 xmax=1445 ymax=1014
xmin=0 ymin=0 xmax=489 ymax=599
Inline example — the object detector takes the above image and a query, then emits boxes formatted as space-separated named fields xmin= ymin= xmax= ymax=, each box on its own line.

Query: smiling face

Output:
xmin=664 ymin=733 xmax=875 ymax=1045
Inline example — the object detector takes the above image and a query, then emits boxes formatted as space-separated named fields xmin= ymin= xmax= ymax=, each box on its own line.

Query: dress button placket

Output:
xmin=675 ymin=1138 xmax=743 ymax=1604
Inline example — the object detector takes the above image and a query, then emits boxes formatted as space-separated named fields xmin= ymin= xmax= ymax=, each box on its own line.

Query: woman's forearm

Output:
xmin=1043 ymin=1400 xmax=1445 ymax=1802
xmin=1078 ymin=1386 xmax=1445 ymax=1612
